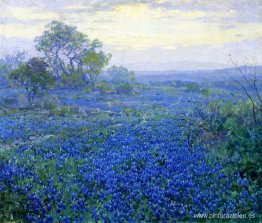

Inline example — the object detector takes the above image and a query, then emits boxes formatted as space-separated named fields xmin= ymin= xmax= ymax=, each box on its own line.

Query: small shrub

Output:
xmin=107 ymin=66 xmax=136 ymax=94
xmin=60 ymin=72 xmax=85 ymax=89
xmin=186 ymin=83 xmax=200 ymax=92
xmin=123 ymin=107 xmax=142 ymax=117
xmin=83 ymin=86 xmax=93 ymax=94
xmin=1 ymin=95 xmax=17 ymax=107
xmin=49 ymin=105 xmax=79 ymax=117
xmin=115 ymin=82 xmax=134 ymax=94
xmin=35 ymin=94 xmax=59 ymax=110
xmin=185 ymin=98 xmax=262 ymax=211
xmin=0 ymin=91 xmax=27 ymax=108
xmin=99 ymin=81 xmax=109 ymax=95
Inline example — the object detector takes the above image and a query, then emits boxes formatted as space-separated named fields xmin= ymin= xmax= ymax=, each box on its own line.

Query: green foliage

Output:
xmin=0 ymin=156 xmax=27 ymax=223
xmin=201 ymin=88 xmax=211 ymax=96
xmin=186 ymin=82 xmax=200 ymax=92
xmin=49 ymin=105 xmax=78 ymax=117
xmin=35 ymin=20 xmax=109 ymax=89
xmin=189 ymin=97 xmax=262 ymax=209
xmin=83 ymin=86 xmax=93 ymax=94
xmin=0 ymin=91 xmax=27 ymax=108
xmin=136 ymin=83 xmax=151 ymax=90
xmin=0 ymin=51 xmax=26 ymax=87
xmin=60 ymin=72 xmax=85 ymax=89
xmin=35 ymin=21 xmax=89 ymax=77
xmin=107 ymin=66 xmax=136 ymax=94
xmin=98 ymin=80 xmax=111 ymax=95
xmin=115 ymin=82 xmax=134 ymax=94
xmin=82 ymin=51 xmax=111 ymax=89
xmin=123 ymin=107 xmax=142 ymax=117
xmin=220 ymin=102 xmax=262 ymax=181
xmin=1 ymin=94 xmax=18 ymax=107
xmin=9 ymin=57 xmax=54 ymax=106
xmin=35 ymin=94 xmax=59 ymax=110
xmin=108 ymin=66 xmax=136 ymax=85
xmin=0 ymin=189 xmax=27 ymax=222
xmin=219 ymin=102 xmax=262 ymax=210
xmin=0 ymin=64 xmax=10 ymax=86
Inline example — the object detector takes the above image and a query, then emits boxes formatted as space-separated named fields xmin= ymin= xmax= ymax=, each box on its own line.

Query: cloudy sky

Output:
xmin=0 ymin=0 xmax=262 ymax=70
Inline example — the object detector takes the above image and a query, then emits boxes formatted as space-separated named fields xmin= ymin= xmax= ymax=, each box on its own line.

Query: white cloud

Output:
xmin=0 ymin=0 xmax=262 ymax=69
xmin=72 ymin=3 xmax=262 ymax=51
xmin=0 ymin=22 xmax=46 ymax=39
xmin=4 ymin=7 xmax=59 ymax=21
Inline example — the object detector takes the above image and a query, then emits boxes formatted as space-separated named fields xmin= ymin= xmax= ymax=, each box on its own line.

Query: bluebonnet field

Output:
xmin=0 ymin=84 xmax=260 ymax=223
xmin=0 ymin=21 xmax=261 ymax=223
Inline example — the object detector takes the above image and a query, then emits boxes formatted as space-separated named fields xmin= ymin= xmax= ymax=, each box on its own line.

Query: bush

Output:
xmin=123 ymin=107 xmax=142 ymax=117
xmin=60 ymin=72 xmax=85 ymax=89
xmin=83 ymin=86 xmax=93 ymax=94
xmin=107 ymin=66 xmax=136 ymax=94
xmin=0 ymin=91 xmax=27 ymax=108
xmin=1 ymin=95 xmax=17 ymax=107
xmin=115 ymin=82 xmax=134 ymax=94
xmin=9 ymin=57 xmax=54 ymax=106
xmin=35 ymin=94 xmax=59 ymax=110
xmin=98 ymin=81 xmax=111 ymax=95
xmin=49 ymin=105 xmax=79 ymax=117
xmin=185 ymin=98 xmax=262 ymax=212
xmin=186 ymin=83 xmax=200 ymax=92
xmin=0 ymin=74 xmax=9 ymax=87
xmin=220 ymin=102 xmax=262 ymax=180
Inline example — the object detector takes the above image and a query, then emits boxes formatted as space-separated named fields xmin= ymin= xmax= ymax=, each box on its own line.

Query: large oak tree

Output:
xmin=35 ymin=21 xmax=110 ymax=88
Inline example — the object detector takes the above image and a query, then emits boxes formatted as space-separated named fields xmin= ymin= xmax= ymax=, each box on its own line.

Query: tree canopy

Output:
xmin=108 ymin=66 xmax=136 ymax=85
xmin=9 ymin=57 xmax=54 ymax=106
xmin=107 ymin=66 xmax=136 ymax=94
xmin=35 ymin=21 xmax=105 ymax=79
xmin=82 ymin=51 xmax=111 ymax=88
xmin=0 ymin=51 xmax=26 ymax=87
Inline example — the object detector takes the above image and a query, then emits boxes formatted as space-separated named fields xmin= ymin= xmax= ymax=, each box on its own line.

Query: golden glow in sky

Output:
xmin=0 ymin=0 xmax=262 ymax=70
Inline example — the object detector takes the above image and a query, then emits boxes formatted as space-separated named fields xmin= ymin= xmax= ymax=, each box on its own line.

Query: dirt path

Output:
xmin=170 ymin=96 xmax=183 ymax=107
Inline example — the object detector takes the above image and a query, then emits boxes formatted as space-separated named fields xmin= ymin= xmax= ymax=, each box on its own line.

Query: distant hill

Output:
xmin=135 ymin=66 xmax=262 ymax=83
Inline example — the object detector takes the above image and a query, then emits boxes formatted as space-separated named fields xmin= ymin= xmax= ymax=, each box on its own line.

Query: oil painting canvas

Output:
xmin=0 ymin=0 xmax=261 ymax=222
